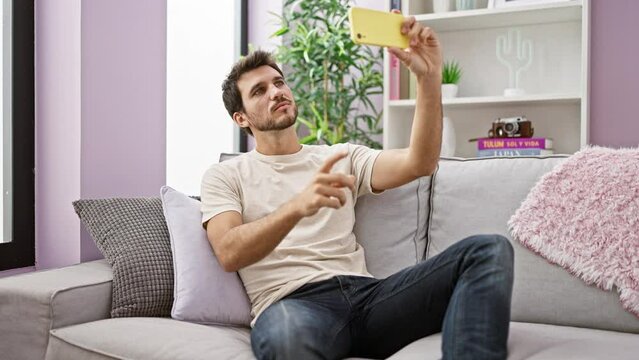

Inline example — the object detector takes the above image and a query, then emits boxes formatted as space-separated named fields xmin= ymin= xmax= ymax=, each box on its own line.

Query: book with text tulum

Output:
xmin=477 ymin=149 xmax=554 ymax=157
xmin=477 ymin=137 xmax=553 ymax=150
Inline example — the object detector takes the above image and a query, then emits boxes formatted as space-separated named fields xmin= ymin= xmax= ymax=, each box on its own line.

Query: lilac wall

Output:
xmin=2 ymin=0 xmax=167 ymax=274
xmin=589 ymin=0 xmax=639 ymax=147
xmin=34 ymin=0 xmax=82 ymax=270
xmin=80 ymin=0 xmax=167 ymax=261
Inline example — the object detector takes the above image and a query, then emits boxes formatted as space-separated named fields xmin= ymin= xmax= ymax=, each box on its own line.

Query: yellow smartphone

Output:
xmin=348 ymin=7 xmax=409 ymax=49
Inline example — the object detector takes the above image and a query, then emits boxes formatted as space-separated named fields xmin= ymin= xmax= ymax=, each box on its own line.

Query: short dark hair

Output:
xmin=221 ymin=50 xmax=284 ymax=137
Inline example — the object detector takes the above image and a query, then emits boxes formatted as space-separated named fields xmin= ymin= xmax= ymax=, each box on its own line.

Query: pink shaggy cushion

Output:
xmin=508 ymin=146 xmax=639 ymax=318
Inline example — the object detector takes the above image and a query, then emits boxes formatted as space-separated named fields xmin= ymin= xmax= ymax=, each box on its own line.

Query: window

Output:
xmin=0 ymin=0 xmax=35 ymax=270
xmin=166 ymin=0 xmax=247 ymax=195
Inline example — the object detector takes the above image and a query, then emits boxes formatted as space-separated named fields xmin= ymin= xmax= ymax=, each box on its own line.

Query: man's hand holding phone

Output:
xmin=349 ymin=7 xmax=443 ymax=88
xmin=387 ymin=10 xmax=443 ymax=88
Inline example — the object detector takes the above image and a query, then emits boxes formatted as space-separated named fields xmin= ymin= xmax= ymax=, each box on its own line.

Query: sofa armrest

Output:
xmin=0 ymin=260 xmax=113 ymax=360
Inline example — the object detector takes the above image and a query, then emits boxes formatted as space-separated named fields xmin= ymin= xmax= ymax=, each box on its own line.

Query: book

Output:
xmin=389 ymin=53 xmax=400 ymax=100
xmin=388 ymin=0 xmax=408 ymax=100
xmin=477 ymin=149 xmax=555 ymax=157
xmin=477 ymin=137 xmax=553 ymax=150
xmin=400 ymin=65 xmax=409 ymax=99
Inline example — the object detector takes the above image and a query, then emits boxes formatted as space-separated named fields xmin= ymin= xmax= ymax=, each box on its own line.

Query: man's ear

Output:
xmin=232 ymin=112 xmax=249 ymax=130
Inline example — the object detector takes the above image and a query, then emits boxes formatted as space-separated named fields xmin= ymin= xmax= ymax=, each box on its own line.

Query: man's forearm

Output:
xmin=408 ymin=80 xmax=443 ymax=174
xmin=213 ymin=152 xmax=353 ymax=272
xmin=218 ymin=200 xmax=303 ymax=272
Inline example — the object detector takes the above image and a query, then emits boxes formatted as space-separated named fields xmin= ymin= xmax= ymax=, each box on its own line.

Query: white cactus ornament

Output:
xmin=496 ymin=28 xmax=533 ymax=97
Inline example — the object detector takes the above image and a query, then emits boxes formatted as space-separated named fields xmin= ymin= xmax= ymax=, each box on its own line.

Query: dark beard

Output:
xmin=247 ymin=105 xmax=298 ymax=132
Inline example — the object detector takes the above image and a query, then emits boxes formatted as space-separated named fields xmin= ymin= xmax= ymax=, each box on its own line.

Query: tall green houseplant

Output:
xmin=272 ymin=0 xmax=383 ymax=148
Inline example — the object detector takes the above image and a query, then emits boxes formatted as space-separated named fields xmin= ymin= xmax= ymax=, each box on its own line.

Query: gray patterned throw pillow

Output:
xmin=72 ymin=197 xmax=174 ymax=318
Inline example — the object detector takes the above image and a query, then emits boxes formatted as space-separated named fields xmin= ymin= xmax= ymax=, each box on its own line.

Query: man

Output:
xmin=201 ymin=14 xmax=514 ymax=360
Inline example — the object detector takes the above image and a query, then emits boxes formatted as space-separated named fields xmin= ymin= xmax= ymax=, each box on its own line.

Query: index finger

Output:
xmin=319 ymin=151 xmax=348 ymax=174
xmin=401 ymin=16 xmax=416 ymax=35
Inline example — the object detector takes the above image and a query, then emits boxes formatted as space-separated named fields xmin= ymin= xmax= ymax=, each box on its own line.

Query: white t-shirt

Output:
xmin=200 ymin=143 xmax=383 ymax=325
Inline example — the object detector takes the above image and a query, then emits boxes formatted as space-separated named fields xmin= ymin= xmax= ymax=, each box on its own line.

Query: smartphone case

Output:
xmin=348 ymin=7 xmax=409 ymax=49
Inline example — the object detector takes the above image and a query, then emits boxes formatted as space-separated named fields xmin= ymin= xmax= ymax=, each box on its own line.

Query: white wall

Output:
xmin=166 ymin=0 xmax=239 ymax=196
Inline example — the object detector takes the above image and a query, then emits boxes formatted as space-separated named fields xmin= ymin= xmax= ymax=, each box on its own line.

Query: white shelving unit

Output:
xmin=383 ymin=0 xmax=590 ymax=158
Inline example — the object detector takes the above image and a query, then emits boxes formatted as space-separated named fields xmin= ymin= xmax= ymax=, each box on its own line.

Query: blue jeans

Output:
xmin=251 ymin=234 xmax=514 ymax=360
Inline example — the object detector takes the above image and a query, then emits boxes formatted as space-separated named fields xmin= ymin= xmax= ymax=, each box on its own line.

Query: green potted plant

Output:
xmin=442 ymin=59 xmax=462 ymax=99
xmin=270 ymin=0 xmax=384 ymax=148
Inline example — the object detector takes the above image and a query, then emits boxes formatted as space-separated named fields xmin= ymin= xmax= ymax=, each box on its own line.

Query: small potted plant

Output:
xmin=442 ymin=60 xmax=462 ymax=99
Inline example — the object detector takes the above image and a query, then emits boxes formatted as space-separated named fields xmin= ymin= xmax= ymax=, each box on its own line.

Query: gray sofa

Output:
xmin=1 ymin=155 xmax=638 ymax=359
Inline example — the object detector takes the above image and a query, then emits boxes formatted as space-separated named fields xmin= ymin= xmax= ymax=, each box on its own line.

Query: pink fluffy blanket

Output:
xmin=508 ymin=146 xmax=639 ymax=317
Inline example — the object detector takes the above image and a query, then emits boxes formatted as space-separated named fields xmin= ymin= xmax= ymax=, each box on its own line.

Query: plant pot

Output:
xmin=433 ymin=0 xmax=454 ymax=13
xmin=441 ymin=116 xmax=456 ymax=157
xmin=441 ymin=84 xmax=459 ymax=99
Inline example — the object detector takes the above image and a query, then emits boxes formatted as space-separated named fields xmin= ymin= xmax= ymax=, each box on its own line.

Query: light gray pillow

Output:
xmin=72 ymin=197 xmax=173 ymax=318
xmin=160 ymin=186 xmax=252 ymax=326
xmin=354 ymin=176 xmax=431 ymax=278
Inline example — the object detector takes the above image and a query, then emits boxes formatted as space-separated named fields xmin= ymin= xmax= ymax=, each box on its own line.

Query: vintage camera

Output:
xmin=488 ymin=116 xmax=534 ymax=138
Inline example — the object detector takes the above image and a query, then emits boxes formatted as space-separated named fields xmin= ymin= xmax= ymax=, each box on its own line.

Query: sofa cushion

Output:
xmin=0 ymin=260 xmax=112 ymax=360
xmin=387 ymin=322 xmax=639 ymax=359
xmin=46 ymin=319 xmax=639 ymax=360
xmin=73 ymin=198 xmax=174 ymax=318
xmin=427 ymin=156 xmax=639 ymax=333
xmin=354 ymin=176 xmax=430 ymax=278
xmin=160 ymin=185 xmax=252 ymax=326
xmin=509 ymin=146 xmax=639 ymax=318
xmin=46 ymin=318 xmax=254 ymax=360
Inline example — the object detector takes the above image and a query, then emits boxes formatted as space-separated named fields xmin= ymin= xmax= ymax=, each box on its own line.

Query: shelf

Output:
xmin=414 ymin=1 xmax=582 ymax=32
xmin=389 ymin=93 xmax=580 ymax=109
xmin=384 ymin=1 xmax=589 ymax=153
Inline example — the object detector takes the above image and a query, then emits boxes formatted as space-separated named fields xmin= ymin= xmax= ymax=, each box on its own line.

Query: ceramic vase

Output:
xmin=441 ymin=116 xmax=456 ymax=157
xmin=441 ymin=84 xmax=459 ymax=99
